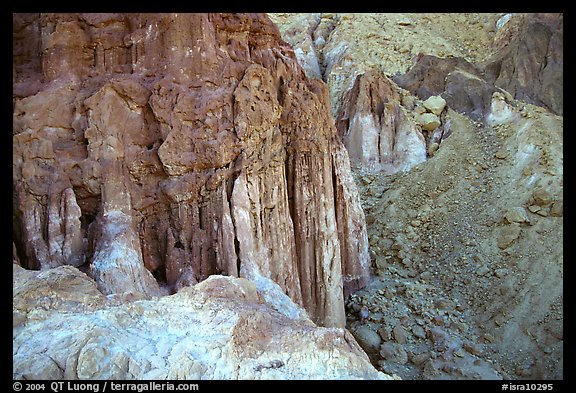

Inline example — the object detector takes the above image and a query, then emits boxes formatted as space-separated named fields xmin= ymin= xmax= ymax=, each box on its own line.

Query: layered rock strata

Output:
xmin=12 ymin=13 xmax=371 ymax=328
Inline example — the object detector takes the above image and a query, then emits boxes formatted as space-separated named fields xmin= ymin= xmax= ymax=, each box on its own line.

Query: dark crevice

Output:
xmin=80 ymin=211 xmax=97 ymax=232
xmin=285 ymin=155 xmax=296 ymax=230
xmin=41 ymin=204 xmax=48 ymax=243
xmin=315 ymin=15 xmax=337 ymax=82
xmin=12 ymin=216 xmax=33 ymax=269
xmin=234 ymin=232 xmax=241 ymax=276
xmin=331 ymin=157 xmax=341 ymax=234
xmin=226 ymin=171 xmax=243 ymax=277
xmin=152 ymin=265 xmax=167 ymax=285
xmin=198 ymin=204 xmax=205 ymax=230
xmin=277 ymin=76 xmax=285 ymax=106
xmin=377 ymin=115 xmax=383 ymax=165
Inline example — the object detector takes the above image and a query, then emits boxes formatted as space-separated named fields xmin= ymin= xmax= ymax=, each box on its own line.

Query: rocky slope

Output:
xmin=12 ymin=13 xmax=371 ymax=330
xmin=13 ymin=263 xmax=392 ymax=380
xmin=270 ymin=13 xmax=563 ymax=380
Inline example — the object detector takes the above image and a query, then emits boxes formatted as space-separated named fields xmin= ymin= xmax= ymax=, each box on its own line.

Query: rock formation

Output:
xmin=271 ymin=13 xmax=563 ymax=380
xmin=484 ymin=13 xmax=563 ymax=115
xmin=391 ymin=55 xmax=499 ymax=122
xmin=13 ymin=13 xmax=371 ymax=328
xmin=335 ymin=68 xmax=426 ymax=173
xmin=270 ymin=14 xmax=434 ymax=175
xmin=392 ymin=13 xmax=563 ymax=120
xmin=13 ymin=264 xmax=393 ymax=380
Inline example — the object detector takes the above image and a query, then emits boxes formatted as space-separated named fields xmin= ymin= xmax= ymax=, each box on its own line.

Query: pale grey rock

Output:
xmin=415 ymin=113 xmax=441 ymax=131
xmin=13 ymin=268 xmax=394 ymax=380
xmin=423 ymin=95 xmax=447 ymax=115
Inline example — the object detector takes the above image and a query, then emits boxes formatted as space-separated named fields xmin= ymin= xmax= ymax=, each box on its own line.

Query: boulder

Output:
xmin=532 ymin=188 xmax=553 ymax=206
xmin=351 ymin=325 xmax=382 ymax=355
xmin=415 ymin=113 xmax=441 ymax=131
xmin=496 ymin=224 xmax=522 ymax=249
xmin=504 ymin=207 xmax=530 ymax=224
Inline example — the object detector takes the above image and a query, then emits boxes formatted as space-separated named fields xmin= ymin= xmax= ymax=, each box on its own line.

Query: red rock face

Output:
xmin=12 ymin=13 xmax=371 ymax=328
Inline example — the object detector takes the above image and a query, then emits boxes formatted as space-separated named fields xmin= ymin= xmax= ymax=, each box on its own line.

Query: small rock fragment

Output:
xmin=412 ymin=325 xmax=426 ymax=339
xmin=504 ymin=207 xmax=529 ymax=224
xmin=533 ymin=188 xmax=552 ymax=206
xmin=352 ymin=326 xmax=382 ymax=354
xmin=380 ymin=342 xmax=408 ymax=364
xmin=402 ymin=94 xmax=416 ymax=110
xmin=476 ymin=266 xmax=490 ymax=276
xmin=497 ymin=224 xmax=521 ymax=249
xmin=377 ymin=327 xmax=390 ymax=341
xmin=393 ymin=324 xmax=408 ymax=344
xmin=494 ymin=268 xmax=508 ymax=278
xmin=423 ymin=358 xmax=440 ymax=377
xmin=495 ymin=150 xmax=508 ymax=159
xmin=365 ymin=214 xmax=376 ymax=225
xmin=463 ymin=342 xmax=483 ymax=356
xmin=359 ymin=305 xmax=370 ymax=320
xmin=442 ymin=363 xmax=461 ymax=375
xmin=549 ymin=201 xmax=563 ymax=217
xmin=410 ymin=351 xmax=431 ymax=366
xmin=427 ymin=142 xmax=440 ymax=155
xmin=433 ymin=298 xmax=452 ymax=309
xmin=482 ymin=333 xmax=495 ymax=343
xmin=423 ymin=95 xmax=447 ymax=115
xmin=528 ymin=205 xmax=541 ymax=213
xmin=414 ymin=104 xmax=426 ymax=114
xmin=375 ymin=256 xmax=388 ymax=271
xmin=416 ymin=113 xmax=441 ymax=131
xmin=428 ymin=327 xmax=446 ymax=345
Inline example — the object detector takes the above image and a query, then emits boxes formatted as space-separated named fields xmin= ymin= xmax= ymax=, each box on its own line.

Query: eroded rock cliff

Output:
xmin=12 ymin=13 xmax=371 ymax=328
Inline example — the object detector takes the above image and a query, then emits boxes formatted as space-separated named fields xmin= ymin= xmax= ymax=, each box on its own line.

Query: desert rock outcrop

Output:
xmin=484 ymin=13 xmax=563 ymax=115
xmin=13 ymin=13 xmax=371 ymax=328
xmin=335 ymin=68 xmax=426 ymax=173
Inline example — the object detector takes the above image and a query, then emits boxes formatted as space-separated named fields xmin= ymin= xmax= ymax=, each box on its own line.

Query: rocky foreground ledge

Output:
xmin=13 ymin=264 xmax=393 ymax=380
